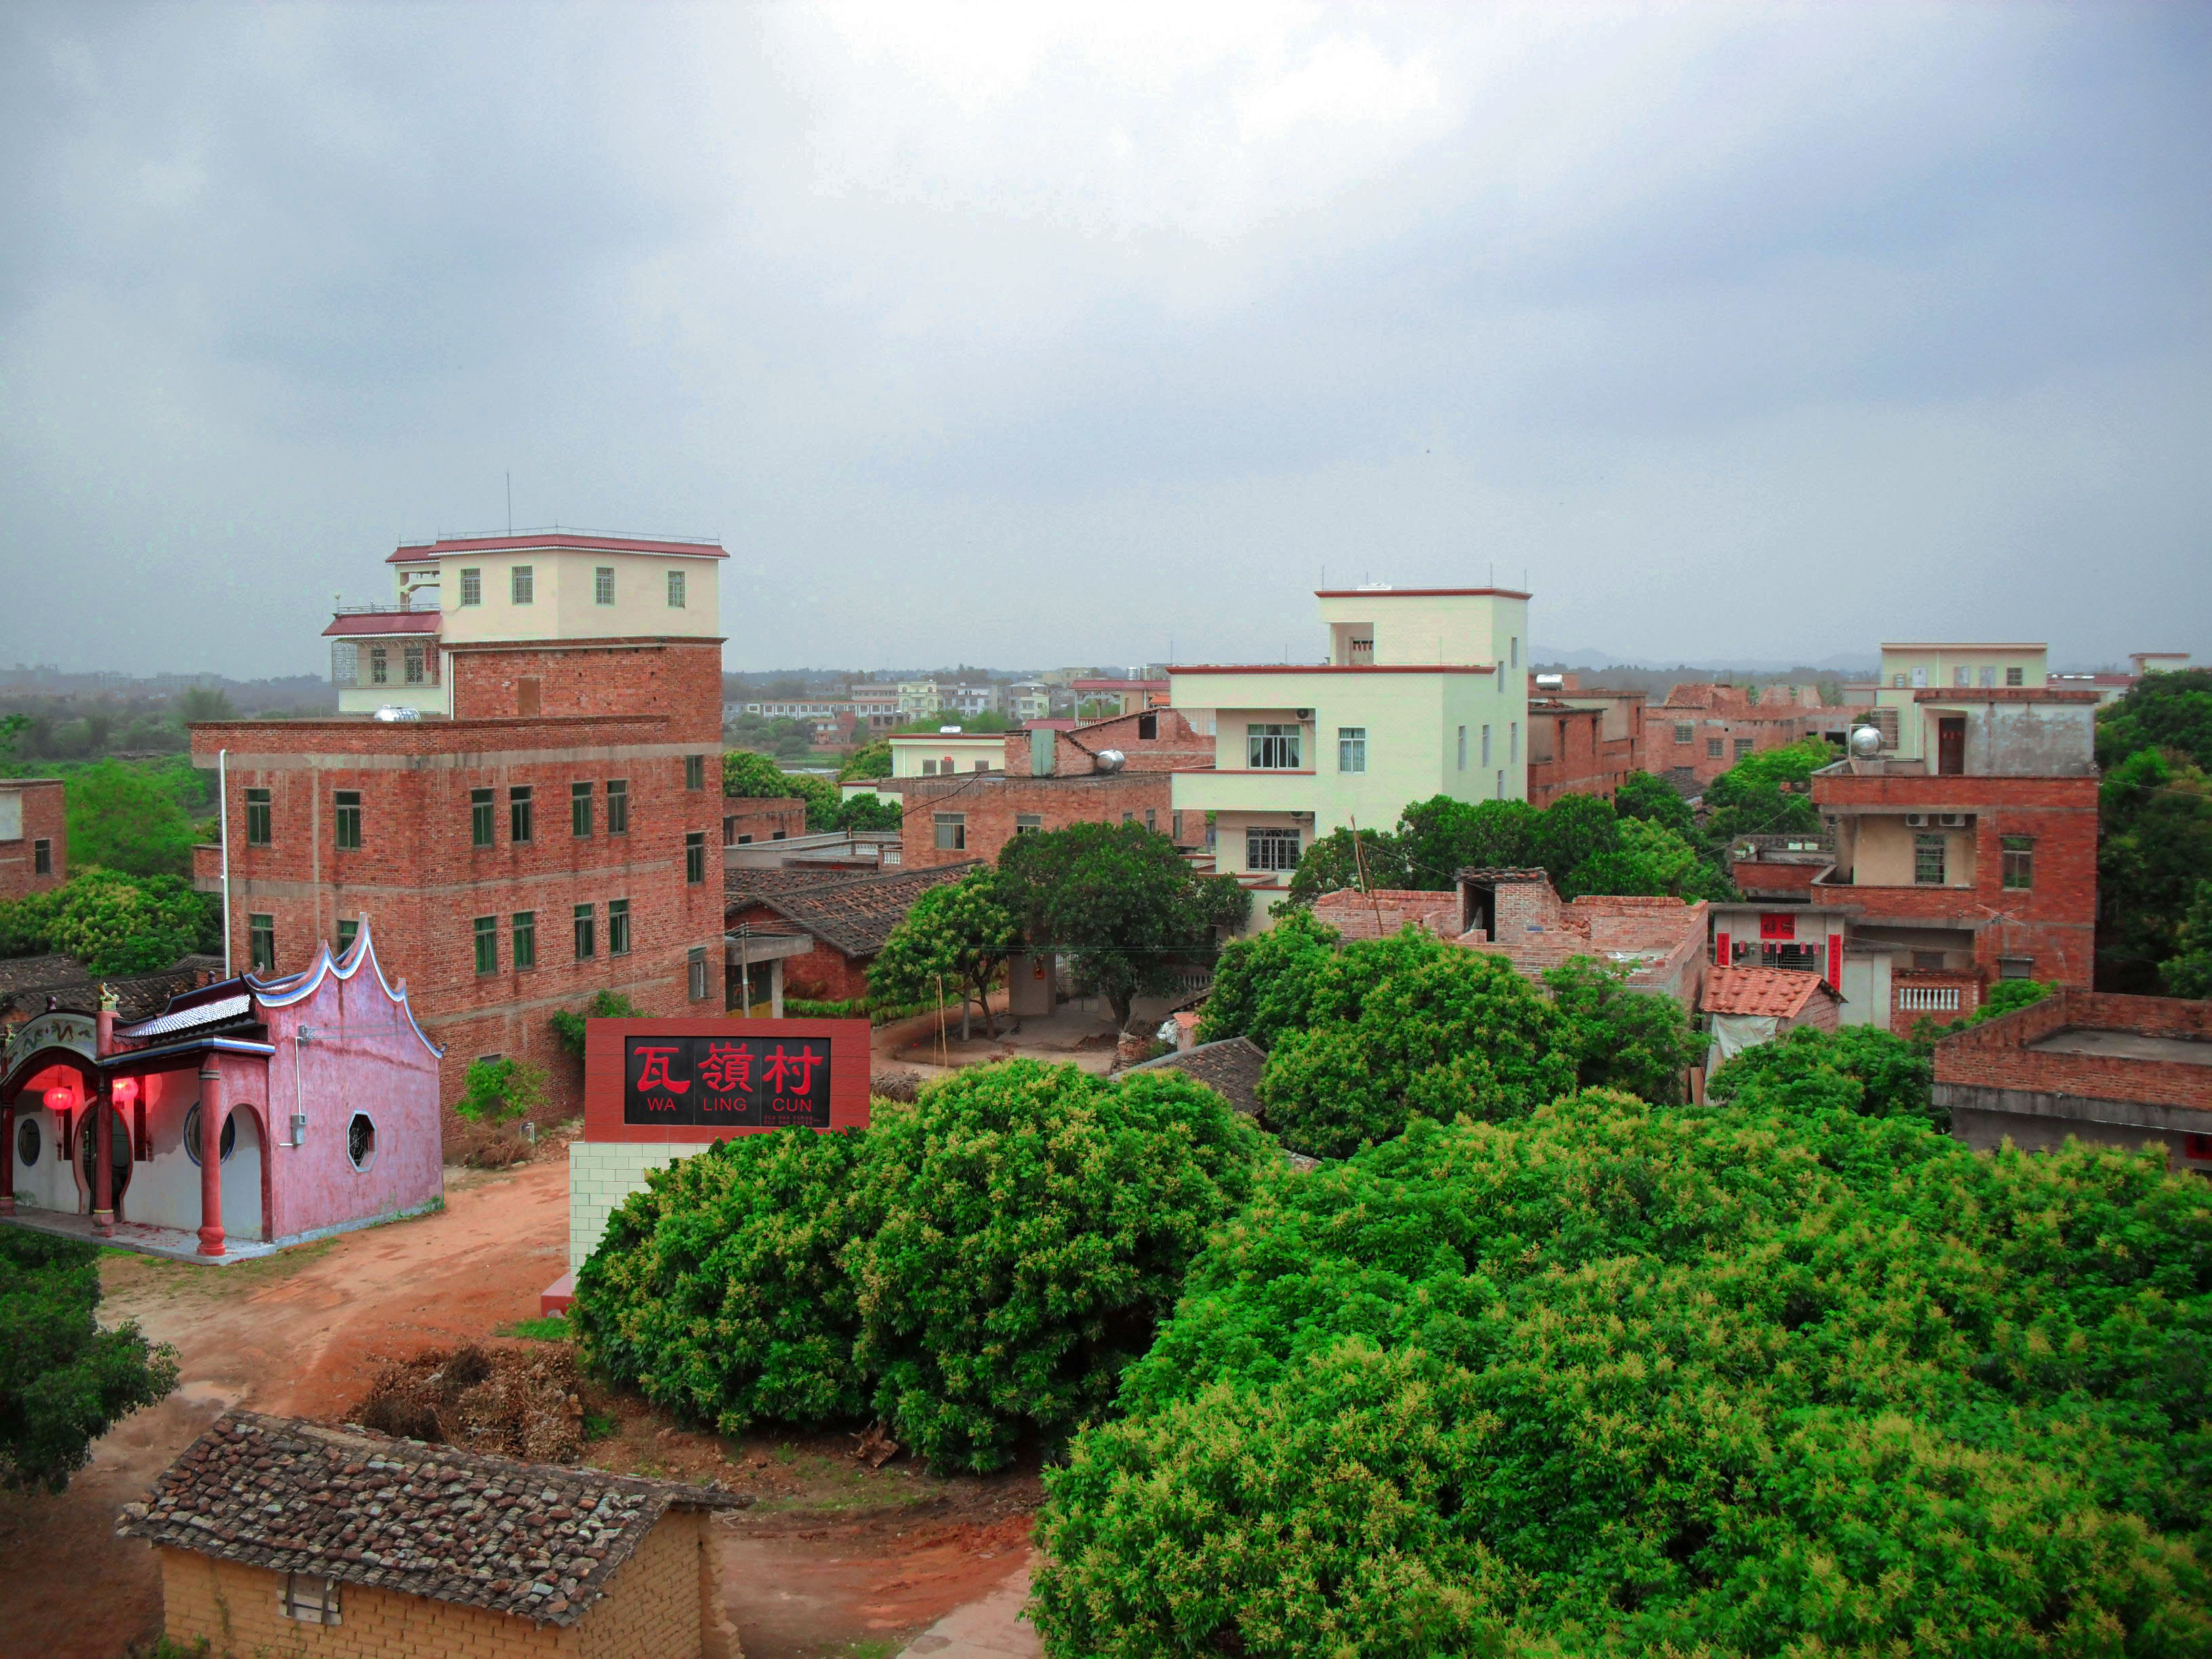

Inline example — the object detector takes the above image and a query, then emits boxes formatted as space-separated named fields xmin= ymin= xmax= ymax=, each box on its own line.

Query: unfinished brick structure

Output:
xmin=0 ymin=777 xmax=66 ymax=901
xmin=120 ymin=1411 xmax=741 ymax=1658
xmin=1455 ymin=868 xmax=1710 ymax=1014
xmin=1002 ymin=706 xmax=1214 ymax=776
xmin=722 ymin=795 xmax=806 ymax=846
xmin=1525 ymin=701 xmax=1635 ymax=807
xmin=1932 ymin=989 xmax=2212 ymax=1168
xmin=1308 ymin=888 xmax=1462 ymax=942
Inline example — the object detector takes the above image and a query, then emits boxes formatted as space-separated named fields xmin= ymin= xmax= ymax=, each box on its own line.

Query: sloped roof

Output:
xmin=723 ymin=865 xmax=848 ymax=907
xmin=1123 ymin=1036 xmax=1267 ymax=1118
xmin=1701 ymin=966 xmax=1841 ymax=1019
xmin=0 ymin=955 xmax=90 ymax=996
xmin=0 ymin=958 xmax=220 ymax=1023
xmin=737 ymin=861 xmax=983 ymax=958
xmin=116 ymin=1411 xmax=743 ymax=1629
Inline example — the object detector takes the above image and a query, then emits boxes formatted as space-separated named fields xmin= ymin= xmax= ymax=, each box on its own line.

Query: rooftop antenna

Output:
xmin=506 ymin=472 xmax=512 ymax=535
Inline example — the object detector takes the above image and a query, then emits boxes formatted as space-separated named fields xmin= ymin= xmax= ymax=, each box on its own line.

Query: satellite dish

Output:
xmin=1849 ymin=724 xmax=1884 ymax=757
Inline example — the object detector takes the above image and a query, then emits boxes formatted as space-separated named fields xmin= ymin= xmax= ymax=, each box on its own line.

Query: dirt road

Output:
xmin=0 ymin=1155 xmax=1040 ymax=1659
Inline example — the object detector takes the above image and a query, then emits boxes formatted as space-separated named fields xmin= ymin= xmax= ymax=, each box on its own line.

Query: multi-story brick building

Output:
xmin=1811 ymin=679 xmax=2100 ymax=1028
xmin=0 ymin=778 xmax=66 ymax=901
xmin=194 ymin=532 xmax=729 ymax=1124
xmin=1644 ymin=682 xmax=1826 ymax=792
xmin=1525 ymin=700 xmax=1635 ymax=806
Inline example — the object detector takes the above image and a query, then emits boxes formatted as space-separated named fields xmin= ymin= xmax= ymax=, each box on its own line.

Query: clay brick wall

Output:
xmin=1933 ymin=989 xmax=2212 ymax=1113
xmin=897 ymin=771 xmax=1175 ymax=870
xmin=1310 ymin=888 xmax=1460 ymax=941
xmin=1004 ymin=707 xmax=1213 ymax=776
xmin=190 ymin=715 xmax=726 ymax=1130
xmin=1643 ymin=694 xmax=1810 ymax=789
xmin=1812 ymin=770 xmax=2098 ymax=990
xmin=1527 ymin=705 xmax=1622 ymax=807
xmin=729 ymin=905 xmax=873 ymax=1002
xmin=0 ymin=778 xmax=66 ymax=901
xmin=722 ymin=797 xmax=806 ymax=844
xmin=450 ymin=640 xmax=726 ymax=744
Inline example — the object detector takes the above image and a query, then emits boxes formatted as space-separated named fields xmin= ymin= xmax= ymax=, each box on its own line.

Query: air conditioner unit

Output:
xmin=1294 ymin=708 xmax=1313 ymax=721
xmin=1904 ymin=813 xmax=1928 ymax=827
xmin=1938 ymin=813 xmax=1967 ymax=827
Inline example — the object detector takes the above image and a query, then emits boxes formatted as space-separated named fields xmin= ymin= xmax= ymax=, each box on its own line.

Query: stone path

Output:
xmin=895 ymin=1561 xmax=1040 ymax=1658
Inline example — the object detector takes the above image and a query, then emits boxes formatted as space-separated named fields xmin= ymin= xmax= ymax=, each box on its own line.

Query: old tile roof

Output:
xmin=0 ymin=956 xmax=222 ymax=1023
xmin=739 ymin=861 xmax=983 ymax=959
xmin=724 ymin=864 xmax=848 ymax=907
xmin=1702 ymin=966 xmax=1840 ymax=1019
xmin=1123 ymin=1036 xmax=1267 ymax=1118
xmin=116 ymin=1410 xmax=742 ymax=1629
xmin=0 ymin=954 xmax=90 ymax=996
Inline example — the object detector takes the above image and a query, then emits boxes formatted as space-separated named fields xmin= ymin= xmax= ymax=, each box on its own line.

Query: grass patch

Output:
xmin=497 ymin=1312 xmax=572 ymax=1342
xmin=583 ymin=1410 xmax=618 ymax=1443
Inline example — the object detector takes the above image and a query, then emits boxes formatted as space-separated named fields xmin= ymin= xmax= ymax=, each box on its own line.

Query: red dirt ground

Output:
xmin=0 ymin=1156 xmax=1038 ymax=1658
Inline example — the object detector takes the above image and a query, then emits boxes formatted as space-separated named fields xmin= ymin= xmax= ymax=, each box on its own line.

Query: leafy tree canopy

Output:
xmin=1033 ymin=1097 xmax=2212 ymax=1657
xmin=847 ymin=1060 xmax=1264 ymax=1472
xmin=173 ymin=687 xmax=238 ymax=724
xmin=1195 ymin=909 xmax=1342 ymax=1049
xmin=0 ymin=867 xmax=216 ymax=973
xmin=1700 ymin=737 xmax=1834 ymax=844
xmin=995 ymin=821 xmax=1248 ymax=1023
xmin=571 ymin=1126 xmax=871 ymax=1437
xmin=1612 ymin=768 xmax=1697 ymax=838
xmin=2097 ymin=665 xmax=2212 ymax=772
xmin=1542 ymin=955 xmax=1706 ymax=1104
xmin=1282 ymin=826 xmax=1414 ymax=905
xmin=837 ymin=741 xmax=892 ymax=781
xmin=832 ymin=792 xmax=901 ymax=834
xmin=65 ymin=759 xmax=200 ymax=878
xmin=454 ymin=1056 xmax=548 ymax=1124
xmin=1252 ymin=928 xmax=1576 ymax=1157
xmin=1707 ymin=1021 xmax=1938 ymax=1126
xmin=2098 ymin=747 xmax=2212 ymax=991
xmin=724 ymin=750 xmax=841 ymax=832
xmin=1564 ymin=814 xmax=1732 ymax=901
xmin=1 ymin=1229 xmax=178 ymax=1491
xmin=2163 ymin=880 xmax=2212 ymax=1000
xmin=869 ymin=869 xmax=1019 ymax=1038
xmin=549 ymin=990 xmax=645 ymax=1061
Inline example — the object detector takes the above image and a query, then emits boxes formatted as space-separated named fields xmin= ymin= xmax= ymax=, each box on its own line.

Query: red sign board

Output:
xmin=1759 ymin=913 xmax=1797 ymax=941
xmin=583 ymin=1018 xmax=870 ymax=1143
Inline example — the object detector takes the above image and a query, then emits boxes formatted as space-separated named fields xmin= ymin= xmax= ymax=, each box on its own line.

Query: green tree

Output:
xmin=1283 ymin=825 xmax=1414 ymax=905
xmin=1701 ymin=737 xmax=1834 ymax=844
xmin=2162 ymin=880 xmax=2212 ymax=1000
xmin=64 ymin=760 xmax=199 ymax=878
xmin=1254 ymin=929 xmax=1576 ymax=1157
xmin=172 ymin=687 xmax=238 ymax=725
xmin=2097 ymin=747 xmax=2212 ymax=991
xmin=1032 ymin=1096 xmax=2212 ymax=1658
xmin=833 ymin=792 xmax=902 ymax=833
xmin=571 ymin=1126 xmax=871 ymax=1435
xmin=549 ymin=990 xmax=645 ymax=1061
xmin=724 ymin=750 xmax=840 ymax=832
xmin=1193 ymin=908 xmax=1340 ymax=1048
xmin=2096 ymin=666 xmax=2212 ymax=771
xmin=838 ymin=741 xmax=892 ymax=782
xmin=1 ymin=1230 xmax=178 ymax=1491
xmin=1398 ymin=795 xmax=1543 ymax=886
xmin=1563 ymin=814 xmax=1730 ymax=899
xmin=846 ymin=1061 xmax=1264 ymax=1472
xmin=1707 ymin=1021 xmax=1938 ymax=1126
xmin=1541 ymin=955 xmax=1705 ymax=1104
xmin=1529 ymin=792 xmax=1620 ymax=890
xmin=868 ymin=869 xmax=1019 ymax=1039
xmin=1613 ymin=769 xmax=1697 ymax=838
xmin=454 ymin=1057 xmax=548 ymax=1124
xmin=995 ymin=822 xmax=1249 ymax=1025
xmin=0 ymin=868 xmax=216 ymax=972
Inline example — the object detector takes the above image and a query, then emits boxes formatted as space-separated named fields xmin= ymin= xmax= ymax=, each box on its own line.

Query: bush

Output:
xmin=0 ymin=867 xmax=217 ymax=973
xmin=1542 ymin=954 xmax=1706 ymax=1104
xmin=571 ymin=1126 xmax=872 ymax=1435
xmin=454 ymin=1057 xmax=548 ymax=1124
xmin=1708 ymin=1022 xmax=1938 ymax=1126
xmin=1 ymin=1229 xmax=178 ymax=1490
xmin=1032 ymin=1096 xmax=2212 ymax=1657
xmin=1193 ymin=908 xmax=1340 ymax=1049
xmin=1252 ymin=929 xmax=1576 ymax=1157
xmin=549 ymin=990 xmax=644 ymax=1061
xmin=846 ymin=1060 xmax=1265 ymax=1471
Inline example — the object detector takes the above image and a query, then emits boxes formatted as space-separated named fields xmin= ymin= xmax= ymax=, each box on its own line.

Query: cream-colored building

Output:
xmin=888 ymin=731 xmax=1005 ymax=778
xmin=1170 ymin=586 xmax=1530 ymax=928
xmin=1866 ymin=643 xmax=2045 ymax=762
xmin=327 ymin=532 xmax=725 ymax=716
xmin=895 ymin=680 xmax=942 ymax=721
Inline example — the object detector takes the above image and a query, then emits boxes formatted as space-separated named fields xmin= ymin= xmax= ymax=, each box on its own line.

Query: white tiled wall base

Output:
xmin=569 ymin=1140 xmax=699 ymax=1271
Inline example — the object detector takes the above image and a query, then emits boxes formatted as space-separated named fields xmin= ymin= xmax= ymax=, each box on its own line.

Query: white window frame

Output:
xmin=1456 ymin=726 xmax=1467 ymax=770
xmin=935 ymin=813 xmax=966 ymax=851
xmin=459 ymin=567 xmax=482 ymax=607
xmin=666 ymin=569 xmax=687 ymax=608
xmin=1337 ymin=728 xmax=1366 ymax=773
xmin=1246 ymin=723 xmax=1301 ymax=769
xmin=510 ymin=565 xmax=534 ymax=605
xmin=1246 ymin=825 xmax=1300 ymax=872
xmin=595 ymin=565 xmax=615 ymax=605
xmin=279 ymin=1572 xmax=341 ymax=1626
xmin=346 ymin=1110 xmax=377 ymax=1173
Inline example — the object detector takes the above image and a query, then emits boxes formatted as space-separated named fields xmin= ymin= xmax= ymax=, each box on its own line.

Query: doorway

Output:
xmin=222 ymin=1110 xmax=264 ymax=1240
xmin=1937 ymin=716 xmax=1966 ymax=775
xmin=76 ymin=1107 xmax=132 ymax=1214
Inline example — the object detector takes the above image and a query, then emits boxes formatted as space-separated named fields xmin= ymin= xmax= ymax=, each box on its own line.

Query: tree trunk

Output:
xmin=975 ymin=972 xmax=1000 ymax=1039
xmin=960 ymin=991 xmax=972 ymax=1043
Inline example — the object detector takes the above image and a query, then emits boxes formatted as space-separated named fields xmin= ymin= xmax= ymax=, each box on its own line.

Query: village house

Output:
xmin=192 ymin=531 xmax=729 ymax=1125
xmin=1169 ymin=587 xmax=1531 ymax=928
xmin=1 ymin=922 xmax=440 ymax=1256
xmin=1932 ymin=988 xmax=2212 ymax=1168
xmin=886 ymin=730 xmax=1006 ymax=778
xmin=0 ymin=777 xmax=66 ymax=901
xmin=119 ymin=1410 xmax=742 ymax=1658
xmin=1811 ymin=645 xmax=2099 ymax=1027
xmin=725 ymin=861 xmax=982 ymax=1005
xmin=722 ymin=795 xmax=807 ymax=846
xmin=1702 ymin=964 xmax=1845 ymax=1075
xmin=1643 ymin=682 xmax=1826 ymax=792
xmin=1525 ymin=674 xmax=1645 ymax=806
xmin=1454 ymin=868 xmax=1711 ymax=1015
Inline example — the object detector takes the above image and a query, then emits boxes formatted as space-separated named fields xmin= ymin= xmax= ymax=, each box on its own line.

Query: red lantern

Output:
xmin=111 ymin=1076 xmax=140 ymax=1107
xmin=43 ymin=1085 xmax=73 ymax=1115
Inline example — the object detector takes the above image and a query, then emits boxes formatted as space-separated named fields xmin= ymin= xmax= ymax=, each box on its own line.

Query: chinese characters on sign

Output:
xmin=623 ymin=1035 xmax=832 ymax=1129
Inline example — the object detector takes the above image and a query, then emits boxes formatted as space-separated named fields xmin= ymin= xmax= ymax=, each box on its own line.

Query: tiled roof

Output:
xmin=116 ymin=1411 xmax=742 ymax=1629
xmin=1123 ymin=1036 xmax=1267 ymax=1118
xmin=0 ymin=955 xmax=90 ymax=996
xmin=322 ymin=612 xmax=441 ymax=638
xmin=724 ymin=865 xmax=847 ymax=906
xmin=1702 ymin=966 xmax=1840 ymax=1019
xmin=0 ymin=956 xmax=220 ymax=1023
xmin=739 ymin=862 xmax=983 ymax=958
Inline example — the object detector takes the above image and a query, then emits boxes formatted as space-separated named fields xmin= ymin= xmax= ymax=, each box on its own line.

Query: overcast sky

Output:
xmin=2 ymin=3 xmax=2206 ymax=676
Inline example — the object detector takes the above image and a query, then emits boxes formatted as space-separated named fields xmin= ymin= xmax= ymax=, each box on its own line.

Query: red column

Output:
xmin=197 ymin=1063 xmax=225 ymax=1258
xmin=92 ymin=1086 xmax=114 ymax=1237
xmin=1 ymin=1101 xmax=14 ymax=1216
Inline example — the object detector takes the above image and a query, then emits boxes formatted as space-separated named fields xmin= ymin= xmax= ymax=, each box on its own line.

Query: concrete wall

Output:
xmin=570 ymin=1139 xmax=691 ymax=1271
xmin=438 ymin=549 xmax=722 ymax=647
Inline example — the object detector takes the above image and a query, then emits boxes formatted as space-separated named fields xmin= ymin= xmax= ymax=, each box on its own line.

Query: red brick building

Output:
xmin=726 ymin=862 xmax=981 ymax=1003
xmin=1933 ymin=989 xmax=2212 ymax=1167
xmin=1525 ymin=701 xmax=1641 ymax=807
xmin=1811 ymin=688 xmax=2100 ymax=1024
xmin=0 ymin=778 xmax=66 ymax=901
xmin=192 ymin=532 xmax=731 ymax=1126
xmin=1645 ymin=683 xmax=1827 ymax=791
xmin=722 ymin=796 xmax=807 ymax=846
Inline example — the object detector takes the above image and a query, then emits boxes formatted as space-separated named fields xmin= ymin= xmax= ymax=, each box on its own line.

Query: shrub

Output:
xmin=453 ymin=1057 xmax=548 ymax=1124
xmin=571 ymin=1126 xmax=871 ymax=1435
xmin=549 ymin=990 xmax=644 ymax=1061
xmin=0 ymin=867 xmax=216 ymax=973
xmin=1193 ymin=908 xmax=1340 ymax=1048
xmin=845 ymin=1059 xmax=1264 ymax=1472
xmin=1542 ymin=954 xmax=1706 ymax=1104
xmin=1708 ymin=1022 xmax=1938 ymax=1126
xmin=1032 ymin=1095 xmax=2212 ymax=1658
xmin=1 ymin=1229 xmax=178 ymax=1490
xmin=1253 ymin=929 xmax=1575 ymax=1157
